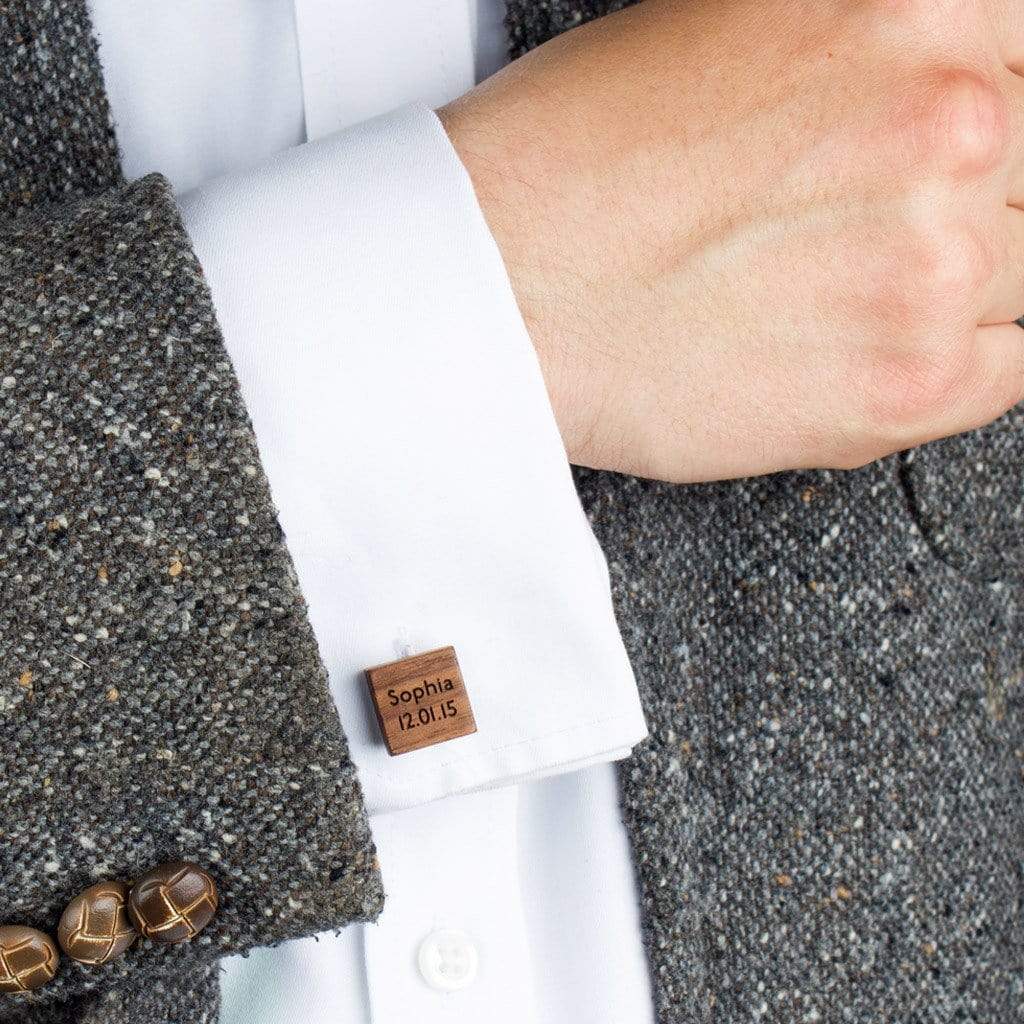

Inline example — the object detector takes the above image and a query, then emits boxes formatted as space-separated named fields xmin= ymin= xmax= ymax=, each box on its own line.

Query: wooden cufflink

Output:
xmin=365 ymin=646 xmax=477 ymax=755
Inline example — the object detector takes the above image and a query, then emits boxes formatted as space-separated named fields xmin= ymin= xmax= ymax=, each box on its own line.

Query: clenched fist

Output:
xmin=440 ymin=0 xmax=1024 ymax=481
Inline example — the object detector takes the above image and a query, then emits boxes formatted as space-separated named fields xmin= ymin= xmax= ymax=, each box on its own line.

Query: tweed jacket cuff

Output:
xmin=7 ymin=963 xmax=220 ymax=1024
xmin=0 ymin=174 xmax=383 ymax=1016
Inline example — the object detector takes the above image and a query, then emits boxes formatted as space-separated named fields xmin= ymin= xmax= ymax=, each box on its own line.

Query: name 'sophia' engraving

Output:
xmin=388 ymin=677 xmax=460 ymax=733
xmin=387 ymin=677 xmax=456 ymax=707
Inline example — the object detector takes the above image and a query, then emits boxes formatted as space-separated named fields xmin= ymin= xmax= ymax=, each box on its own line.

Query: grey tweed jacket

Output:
xmin=2 ymin=2 xmax=1022 ymax=1022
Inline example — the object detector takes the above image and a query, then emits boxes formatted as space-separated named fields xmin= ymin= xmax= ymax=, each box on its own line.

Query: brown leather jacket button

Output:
xmin=0 ymin=926 xmax=59 ymax=993
xmin=58 ymin=881 xmax=137 ymax=965
xmin=128 ymin=862 xmax=218 ymax=943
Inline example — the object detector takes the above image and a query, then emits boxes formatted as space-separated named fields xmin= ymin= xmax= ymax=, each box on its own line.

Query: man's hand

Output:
xmin=440 ymin=0 xmax=1024 ymax=482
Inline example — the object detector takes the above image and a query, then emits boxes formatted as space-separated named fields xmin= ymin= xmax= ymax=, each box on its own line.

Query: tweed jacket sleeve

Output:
xmin=0 ymin=6 xmax=383 ymax=1021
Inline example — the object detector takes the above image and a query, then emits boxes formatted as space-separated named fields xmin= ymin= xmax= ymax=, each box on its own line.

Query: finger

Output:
xmin=981 ymin=204 xmax=1024 ymax=323
xmin=894 ymin=324 xmax=1024 ymax=454
xmin=950 ymin=321 xmax=1024 ymax=434
xmin=1009 ymin=72 xmax=1024 ymax=204
xmin=992 ymin=0 xmax=1024 ymax=77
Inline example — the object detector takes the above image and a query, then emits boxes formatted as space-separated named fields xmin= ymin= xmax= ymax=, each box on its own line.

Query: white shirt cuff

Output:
xmin=177 ymin=104 xmax=647 ymax=814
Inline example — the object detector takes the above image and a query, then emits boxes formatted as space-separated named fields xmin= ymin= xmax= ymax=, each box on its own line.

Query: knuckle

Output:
xmin=896 ymin=220 xmax=991 ymax=314
xmin=906 ymin=69 xmax=1008 ymax=177
xmin=862 ymin=343 xmax=969 ymax=433
xmin=929 ymin=225 xmax=991 ymax=302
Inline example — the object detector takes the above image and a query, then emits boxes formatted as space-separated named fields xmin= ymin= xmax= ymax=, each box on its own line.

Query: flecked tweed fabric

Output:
xmin=13 ymin=963 xmax=220 ymax=1024
xmin=582 ymin=441 xmax=1024 ymax=1022
xmin=0 ymin=0 xmax=123 ymax=219
xmin=0 ymin=7 xmax=382 ymax=1019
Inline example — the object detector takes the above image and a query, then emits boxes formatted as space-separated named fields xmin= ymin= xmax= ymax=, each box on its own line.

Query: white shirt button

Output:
xmin=417 ymin=929 xmax=479 ymax=992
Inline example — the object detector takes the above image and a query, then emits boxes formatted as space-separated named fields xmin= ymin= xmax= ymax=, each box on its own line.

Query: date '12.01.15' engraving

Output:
xmin=365 ymin=646 xmax=477 ymax=755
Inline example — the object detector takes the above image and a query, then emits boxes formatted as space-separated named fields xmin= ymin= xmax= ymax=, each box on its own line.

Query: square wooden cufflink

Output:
xmin=365 ymin=646 xmax=477 ymax=755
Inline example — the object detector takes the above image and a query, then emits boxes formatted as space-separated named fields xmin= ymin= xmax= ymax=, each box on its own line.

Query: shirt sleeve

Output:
xmin=177 ymin=104 xmax=648 ymax=815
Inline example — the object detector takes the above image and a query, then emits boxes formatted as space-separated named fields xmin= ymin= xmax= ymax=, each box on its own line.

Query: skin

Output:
xmin=439 ymin=0 xmax=1024 ymax=482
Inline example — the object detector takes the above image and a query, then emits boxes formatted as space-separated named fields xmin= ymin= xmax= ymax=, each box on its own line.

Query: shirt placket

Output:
xmin=363 ymin=787 xmax=540 ymax=1023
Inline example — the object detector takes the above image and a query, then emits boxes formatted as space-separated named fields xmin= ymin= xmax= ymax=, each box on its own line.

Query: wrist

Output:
xmin=437 ymin=99 xmax=598 ymax=468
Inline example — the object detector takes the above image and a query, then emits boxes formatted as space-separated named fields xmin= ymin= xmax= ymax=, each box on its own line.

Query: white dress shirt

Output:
xmin=86 ymin=2 xmax=656 ymax=1021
